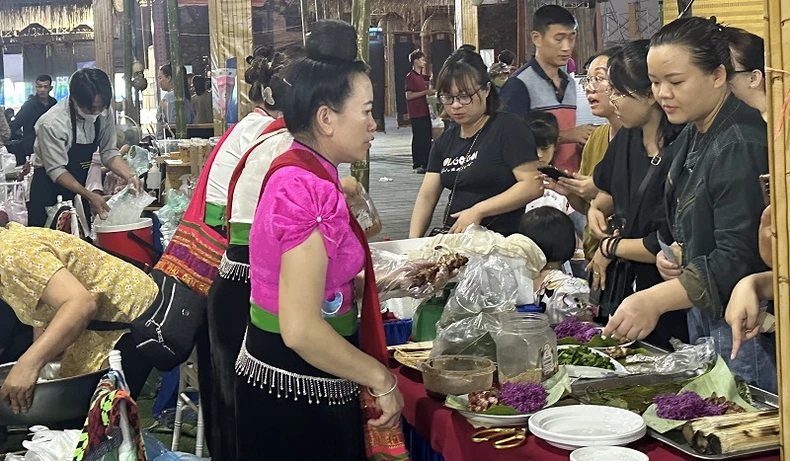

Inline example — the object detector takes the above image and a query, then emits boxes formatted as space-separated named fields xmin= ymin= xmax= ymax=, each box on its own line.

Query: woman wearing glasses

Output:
xmin=547 ymin=47 xmax=622 ymax=261
xmin=409 ymin=48 xmax=543 ymax=237
xmin=585 ymin=40 xmax=687 ymax=350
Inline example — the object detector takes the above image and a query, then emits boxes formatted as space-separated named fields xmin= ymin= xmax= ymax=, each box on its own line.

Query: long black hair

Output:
xmin=280 ymin=20 xmax=367 ymax=137
xmin=723 ymin=26 xmax=764 ymax=79
xmin=160 ymin=63 xmax=192 ymax=101
xmin=608 ymin=40 xmax=682 ymax=147
xmin=436 ymin=47 xmax=500 ymax=115
xmin=650 ymin=16 xmax=733 ymax=78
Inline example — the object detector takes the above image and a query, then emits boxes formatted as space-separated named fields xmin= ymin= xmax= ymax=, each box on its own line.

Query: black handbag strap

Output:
xmin=87 ymin=319 xmax=132 ymax=331
xmin=623 ymin=155 xmax=662 ymax=236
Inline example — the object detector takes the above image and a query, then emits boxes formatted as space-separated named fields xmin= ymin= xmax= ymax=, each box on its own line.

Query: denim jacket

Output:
xmin=664 ymin=94 xmax=769 ymax=318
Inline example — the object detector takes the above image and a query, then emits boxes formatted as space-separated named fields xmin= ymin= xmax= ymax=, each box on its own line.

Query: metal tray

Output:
xmin=571 ymin=341 xmax=780 ymax=459
xmin=647 ymin=385 xmax=779 ymax=460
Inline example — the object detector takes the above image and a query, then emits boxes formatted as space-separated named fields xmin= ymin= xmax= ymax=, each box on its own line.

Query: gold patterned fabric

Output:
xmin=0 ymin=223 xmax=158 ymax=377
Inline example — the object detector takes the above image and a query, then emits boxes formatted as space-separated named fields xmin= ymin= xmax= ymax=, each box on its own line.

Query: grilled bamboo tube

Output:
xmin=682 ymin=410 xmax=779 ymax=454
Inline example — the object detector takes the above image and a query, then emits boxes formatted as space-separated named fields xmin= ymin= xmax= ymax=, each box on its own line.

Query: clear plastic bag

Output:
xmin=16 ymin=425 xmax=81 ymax=461
xmin=346 ymin=186 xmax=381 ymax=236
xmin=156 ymin=189 xmax=190 ymax=247
xmin=431 ymin=255 xmax=520 ymax=362
xmin=95 ymin=185 xmax=155 ymax=226
xmin=372 ymin=248 xmax=458 ymax=302
xmin=5 ymin=183 xmax=27 ymax=226
xmin=625 ymin=337 xmax=716 ymax=375
xmin=125 ymin=145 xmax=155 ymax=177
xmin=536 ymin=270 xmax=594 ymax=324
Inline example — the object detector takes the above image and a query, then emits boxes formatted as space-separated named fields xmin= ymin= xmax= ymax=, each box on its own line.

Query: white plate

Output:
xmin=454 ymin=394 xmax=532 ymax=427
xmin=570 ymin=446 xmax=649 ymax=461
xmin=529 ymin=405 xmax=646 ymax=450
xmin=558 ymin=345 xmax=629 ymax=378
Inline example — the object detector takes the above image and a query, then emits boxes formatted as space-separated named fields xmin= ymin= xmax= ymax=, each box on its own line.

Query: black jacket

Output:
xmin=664 ymin=94 xmax=769 ymax=318
xmin=9 ymin=95 xmax=57 ymax=161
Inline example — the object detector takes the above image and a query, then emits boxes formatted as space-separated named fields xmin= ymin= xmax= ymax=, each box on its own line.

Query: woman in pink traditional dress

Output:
xmin=234 ymin=20 xmax=404 ymax=460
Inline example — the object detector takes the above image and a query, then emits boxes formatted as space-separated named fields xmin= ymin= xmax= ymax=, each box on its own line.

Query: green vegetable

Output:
xmin=558 ymin=346 xmax=615 ymax=370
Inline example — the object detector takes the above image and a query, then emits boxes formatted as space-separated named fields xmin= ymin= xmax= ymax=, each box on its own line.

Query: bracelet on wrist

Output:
xmin=369 ymin=373 xmax=398 ymax=398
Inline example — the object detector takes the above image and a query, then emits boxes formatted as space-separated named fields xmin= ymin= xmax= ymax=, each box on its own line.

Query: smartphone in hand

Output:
xmin=538 ymin=166 xmax=573 ymax=182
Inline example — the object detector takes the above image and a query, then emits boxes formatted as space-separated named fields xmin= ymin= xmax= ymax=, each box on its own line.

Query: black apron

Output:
xmin=27 ymin=105 xmax=101 ymax=228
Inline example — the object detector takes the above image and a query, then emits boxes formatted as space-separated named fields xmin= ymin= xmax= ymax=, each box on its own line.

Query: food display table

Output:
xmin=394 ymin=366 xmax=780 ymax=461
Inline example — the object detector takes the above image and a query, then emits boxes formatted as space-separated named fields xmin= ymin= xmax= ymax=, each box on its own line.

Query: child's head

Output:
xmin=524 ymin=111 xmax=559 ymax=165
xmin=519 ymin=206 xmax=575 ymax=265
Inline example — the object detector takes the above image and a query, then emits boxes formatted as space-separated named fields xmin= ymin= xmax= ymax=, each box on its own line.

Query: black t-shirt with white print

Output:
xmin=427 ymin=111 xmax=538 ymax=236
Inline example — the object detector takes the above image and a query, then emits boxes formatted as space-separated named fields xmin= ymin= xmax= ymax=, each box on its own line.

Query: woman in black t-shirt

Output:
xmin=409 ymin=48 xmax=542 ymax=237
xmin=586 ymin=40 xmax=687 ymax=349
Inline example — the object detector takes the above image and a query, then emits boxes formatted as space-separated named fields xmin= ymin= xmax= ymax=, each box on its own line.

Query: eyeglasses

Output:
xmin=580 ymin=75 xmax=609 ymax=90
xmin=439 ymin=86 xmax=486 ymax=106
xmin=608 ymin=90 xmax=636 ymax=108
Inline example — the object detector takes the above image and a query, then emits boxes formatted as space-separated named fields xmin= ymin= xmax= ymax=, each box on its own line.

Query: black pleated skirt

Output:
xmin=235 ymin=321 xmax=366 ymax=461
xmin=197 ymin=245 xmax=252 ymax=461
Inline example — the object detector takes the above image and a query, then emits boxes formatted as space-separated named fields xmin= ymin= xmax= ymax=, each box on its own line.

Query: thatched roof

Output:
xmin=0 ymin=0 xmax=92 ymax=33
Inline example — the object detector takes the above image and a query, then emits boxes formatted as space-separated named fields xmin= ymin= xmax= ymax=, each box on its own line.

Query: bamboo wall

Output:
xmin=764 ymin=0 xmax=790 ymax=456
xmin=663 ymin=0 xmax=764 ymax=37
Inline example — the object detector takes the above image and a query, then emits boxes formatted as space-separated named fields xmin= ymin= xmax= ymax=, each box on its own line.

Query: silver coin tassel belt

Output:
xmin=235 ymin=329 xmax=360 ymax=405
xmin=218 ymin=252 xmax=250 ymax=283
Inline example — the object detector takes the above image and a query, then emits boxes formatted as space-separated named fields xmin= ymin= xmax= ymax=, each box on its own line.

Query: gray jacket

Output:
xmin=664 ymin=94 xmax=769 ymax=318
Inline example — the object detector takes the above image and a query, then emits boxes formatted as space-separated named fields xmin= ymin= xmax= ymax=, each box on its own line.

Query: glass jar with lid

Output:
xmin=494 ymin=312 xmax=557 ymax=383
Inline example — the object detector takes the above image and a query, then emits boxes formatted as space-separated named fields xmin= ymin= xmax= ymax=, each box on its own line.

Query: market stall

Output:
xmin=376 ymin=228 xmax=782 ymax=461
xmin=394 ymin=365 xmax=779 ymax=461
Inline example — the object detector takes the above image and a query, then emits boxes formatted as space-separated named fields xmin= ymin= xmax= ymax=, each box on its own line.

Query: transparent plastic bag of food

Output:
xmin=431 ymin=255 xmax=519 ymax=362
xmin=346 ymin=186 xmax=381 ymax=236
xmin=372 ymin=248 xmax=459 ymax=302
xmin=95 ymin=185 xmax=155 ymax=226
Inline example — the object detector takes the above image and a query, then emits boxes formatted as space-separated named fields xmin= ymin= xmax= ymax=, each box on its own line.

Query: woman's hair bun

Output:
xmin=305 ymin=20 xmax=358 ymax=63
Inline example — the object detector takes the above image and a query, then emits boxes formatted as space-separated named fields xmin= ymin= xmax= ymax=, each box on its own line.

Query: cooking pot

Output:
xmin=0 ymin=362 xmax=107 ymax=426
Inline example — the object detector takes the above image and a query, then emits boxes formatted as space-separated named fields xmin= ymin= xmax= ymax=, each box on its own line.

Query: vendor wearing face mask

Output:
xmin=27 ymin=68 xmax=142 ymax=228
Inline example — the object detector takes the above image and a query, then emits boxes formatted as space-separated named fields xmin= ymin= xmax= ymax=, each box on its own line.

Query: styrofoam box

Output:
xmin=370 ymin=238 xmax=433 ymax=319
xmin=369 ymin=237 xmax=433 ymax=255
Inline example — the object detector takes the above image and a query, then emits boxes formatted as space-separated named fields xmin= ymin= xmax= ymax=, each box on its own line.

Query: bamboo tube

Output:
xmin=682 ymin=410 xmax=780 ymax=454
xmin=764 ymin=0 xmax=790 ymax=458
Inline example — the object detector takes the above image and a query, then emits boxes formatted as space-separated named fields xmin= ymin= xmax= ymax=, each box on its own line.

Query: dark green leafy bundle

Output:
xmin=583 ymin=381 xmax=690 ymax=414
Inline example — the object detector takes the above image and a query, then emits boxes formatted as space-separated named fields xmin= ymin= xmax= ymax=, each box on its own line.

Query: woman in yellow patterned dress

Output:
xmin=0 ymin=223 xmax=158 ymax=414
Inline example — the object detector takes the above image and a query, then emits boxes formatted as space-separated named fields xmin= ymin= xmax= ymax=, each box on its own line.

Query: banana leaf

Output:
xmin=642 ymin=357 xmax=757 ymax=433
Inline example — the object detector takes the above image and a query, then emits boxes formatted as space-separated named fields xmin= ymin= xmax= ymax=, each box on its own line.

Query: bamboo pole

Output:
xmin=351 ymin=0 xmax=371 ymax=190
xmin=764 ymin=0 xmax=790 ymax=457
xmin=123 ymin=0 xmax=139 ymax=124
xmin=167 ymin=0 xmax=187 ymax=138
xmin=454 ymin=0 xmax=478 ymax=50
xmin=92 ymin=0 xmax=114 ymax=76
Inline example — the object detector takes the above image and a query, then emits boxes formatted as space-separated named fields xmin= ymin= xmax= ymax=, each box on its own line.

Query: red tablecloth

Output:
xmin=394 ymin=366 xmax=780 ymax=461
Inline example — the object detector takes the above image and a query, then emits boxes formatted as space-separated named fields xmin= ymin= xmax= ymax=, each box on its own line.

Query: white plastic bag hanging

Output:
xmin=18 ymin=425 xmax=81 ymax=461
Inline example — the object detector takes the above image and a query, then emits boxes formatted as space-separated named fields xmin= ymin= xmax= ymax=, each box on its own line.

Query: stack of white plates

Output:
xmin=528 ymin=405 xmax=646 ymax=451
xmin=570 ymin=446 xmax=649 ymax=461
